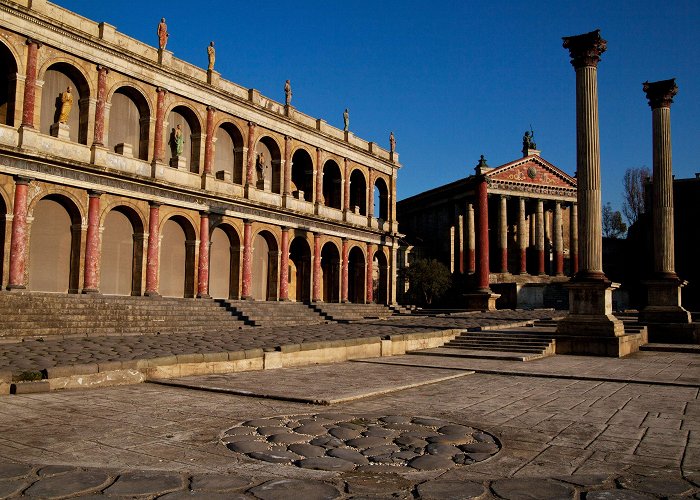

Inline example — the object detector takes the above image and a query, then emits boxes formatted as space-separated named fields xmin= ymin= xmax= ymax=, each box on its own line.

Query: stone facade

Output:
xmin=0 ymin=0 xmax=400 ymax=303
xmin=397 ymin=149 xmax=577 ymax=308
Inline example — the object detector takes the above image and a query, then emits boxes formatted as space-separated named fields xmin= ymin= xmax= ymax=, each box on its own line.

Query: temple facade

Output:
xmin=397 ymin=147 xmax=577 ymax=308
xmin=0 ymin=0 xmax=400 ymax=303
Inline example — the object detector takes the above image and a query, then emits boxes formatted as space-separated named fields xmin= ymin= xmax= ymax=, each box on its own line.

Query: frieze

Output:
xmin=488 ymin=160 xmax=573 ymax=188
xmin=490 ymin=179 xmax=576 ymax=198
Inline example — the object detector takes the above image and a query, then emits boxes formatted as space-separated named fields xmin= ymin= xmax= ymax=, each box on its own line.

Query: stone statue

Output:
xmin=58 ymin=86 xmax=73 ymax=124
xmin=284 ymin=80 xmax=292 ymax=106
xmin=157 ymin=18 xmax=169 ymax=50
xmin=389 ymin=131 xmax=395 ymax=152
xmin=256 ymin=152 xmax=266 ymax=182
xmin=207 ymin=41 xmax=215 ymax=71
xmin=174 ymin=124 xmax=184 ymax=156
xmin=343 ymin=108 xmax=349 ymax=132
xmin=523 ymin=129 xmax=537 ymax=150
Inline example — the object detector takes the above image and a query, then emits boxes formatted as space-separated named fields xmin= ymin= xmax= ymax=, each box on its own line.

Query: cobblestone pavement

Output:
xmin=0 ymin=309 xmax=556 ymax=373
xmin=0 ymin=351 xmax=699 ymax=498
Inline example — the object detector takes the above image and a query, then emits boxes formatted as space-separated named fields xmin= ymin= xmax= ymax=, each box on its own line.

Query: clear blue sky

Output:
xmin=60 ymin=0 xmax=700 ymax=213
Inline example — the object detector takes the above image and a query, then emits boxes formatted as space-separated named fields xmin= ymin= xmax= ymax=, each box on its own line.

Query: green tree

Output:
xmin=405 ymin=258 xmax=451 ymax=306
xmin=602 ymin=202 xmax=627 ymax=239
xmin=622 ymin=167 xmax=650 ymax=226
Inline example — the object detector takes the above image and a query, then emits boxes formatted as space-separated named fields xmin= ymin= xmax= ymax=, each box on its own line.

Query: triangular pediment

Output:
xmin=486 ymin=155 xmax=576 ymax=189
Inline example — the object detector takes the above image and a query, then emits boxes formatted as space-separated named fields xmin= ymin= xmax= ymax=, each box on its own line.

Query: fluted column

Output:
xmin=197 ymin=212 xmax=210 ymax=298
xmin=153 ymin=88 xmax=167 ymax=162
xmin=457 ymin=213 xmax=464 ymax=274
xmin=312 ymin=233 xmax=321 ymax=301
xmin=466 ymin=202 xmax=475 ymax=273
xmin=536 ymin=199 xmax=545 ymax=275
xmin=498 ymin=195 xmax=508 ymax=273
xmin=246 ymin=122 xmax=256 ymax=187
xmin=279 ymin=227 xmax=290 ymax=300
xmin=476 ymin=179 xmax=490 ymax=291
xmin=7 ymin=176 xmax=31 ymax=290
xmin=553 ymin=202 xmax=564 ymax=276
xmin=341 ymin=238 xmax=349 ymax=302
xmin=518 ymin=197 xmax=527 ymax=274
xmin=241 ymin=220 xmax=253 ymax=299
xmin=144 ymin=202 xmax=160 ymax=296
xmin=92 ymin=65 xmax=109 ymax=147
xmin=366 ymin=242 xmax=374 ymax=303
xmin=82 ymin=191 xmax=102 ymax=293
xmin=21 ymin=39 xmax=41 ymax=128
xmin=570 ymin=203 xmax=578 ymax=275
xmin=203 ymin=106 xmax=216 ymax=175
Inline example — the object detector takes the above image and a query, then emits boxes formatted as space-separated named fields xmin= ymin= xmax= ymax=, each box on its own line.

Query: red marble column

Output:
xmin=21 ymin=39 xmax=41 ymax=128
xmin=246 ymin=122 xmax=256 ymax=186
xmin=283 ymin=136 xmax=292 ymax=196
xmin=7 ymin=176 xmax=31 ymax=290
xmin=153 ymin=88 xmax=167 ymax=162
xmin=144 ymin=202 xmax=161 ymax=296
xmin=279 ymin=227 xmax=290 ymax=300
xmin=341 ymin=238 xmax=349 ymax=302
xmin=312 ymin=233 xmax=321 ymax=301
xmin=343 ymin=158 xmax=350 ymax=211
xmin=315 ymin=148 xmax=323 ymax=205
xmin=197 ymin=212 xmax=210 ymax=298
xmin=241 ymin=220 xmax=253 ymax=299
xmin=203 ymin=106 xmax=216 ymax=175
xmin=466 ymin=202 xmax=476 ymax=273
xmin=475 ymin=178 xmax=490 ymax=291
xmin=366 ymin=242 xmax=374 ymax=303
xmin=82 ymin=191 xmax=102 ymax=293
xmin=92 ymin=65 xmax=109 ymax=147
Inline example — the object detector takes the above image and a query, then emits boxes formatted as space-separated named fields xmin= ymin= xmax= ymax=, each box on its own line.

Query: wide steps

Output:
xmin=218 ymin=300 xmax=327 ymax=327
xmin=310 ymin=303 xmax=395 ymax=322
xmin=438 ymin=330 xmax=556 ymax=360
xmin=408 ymin=347 xmax=549 ymax=362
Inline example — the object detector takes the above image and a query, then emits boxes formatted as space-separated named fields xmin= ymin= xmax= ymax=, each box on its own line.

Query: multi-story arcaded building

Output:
xmin=0 ymin=0 xmax=400 ymax=304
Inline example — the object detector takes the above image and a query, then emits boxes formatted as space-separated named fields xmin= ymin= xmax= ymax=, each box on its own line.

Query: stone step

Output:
xmin=444 ymin=343 xmax=548 ymax=353
xmin=447 ymin=339 xmax=552 ymax=348
xmin=0 ymin=323 xmax=248 ymax=337
xmin=407 ymin=347 xmax=550 ymax=362
xmin=217 ymin=299 xmax=327 ymax=327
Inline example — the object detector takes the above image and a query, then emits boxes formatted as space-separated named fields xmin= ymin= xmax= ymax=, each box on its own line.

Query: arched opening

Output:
xmin=28 ymin=196 xmax=82 ymax=293
xmin=322 ymin=160 xmax=342 ymax=210
xmin=291 ymin=149 xmax=314 ymax=202
xmin=40 ymin=62 xmax=90 ymax=144
xmin=214 ymin=123 xmax=244 ymax=184
xmin=101 ymin=207 xmax=143 ymax=296
xmin=0 ymin=42 xmax=18 ymax=126
xmin=373 ymin=249 xmax=389 ymax=305
xmin=209 ymin=224 xmax=241 ymax=299
xmin=251 ymin=230 xmax=279 ymax=300
xmin=321 ymin=242 xmax=340 ymax=303
xmin=159 ymin=216 xmax=196 ymax=298
xmin=288 ymin=236 xmax=311 ymax=302
xmin=255 ymin=136 xmax=282 ymax=193
xmin=108 ymin=86 xmax=150 ymax=160
xmin=374 ymin=177 xmax=389 ymax=220
xmin=349 ymin=170 xmax=367 ymax=215
xmin=167 ymin=105 xmax=201 ymax=173
xmin=0 ymin=195 xmax=6 ymax=284
xmin=348 ymin=246 xmax=366 ymax=304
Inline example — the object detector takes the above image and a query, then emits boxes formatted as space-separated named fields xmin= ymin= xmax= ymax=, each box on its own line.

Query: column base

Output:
xmin=278 ymin=297 xmax=291 ymax=302
xmin=196 ymin=293 xmax=211 ymax=299
xmin=241 ymin=295 xmax=254 ymax=301
xmin=6 ymin=284 xmax=26 ymax=291
xmin=463 ymin=291 xmax=500 ymax=311
xmin=646 ymin=322 xmax=699 ymax=344
xmin=81 ymin=288 xmax=99 ymax=294
xmin=639 ymin=279 xmax=691 ymax=324
xmin=552 ymin=330 xmax=647 ymax=357
xmin=144 ymin=291 xmax=160 ymax=298
xmin=556 ymin=280 xmax=625 ymax=338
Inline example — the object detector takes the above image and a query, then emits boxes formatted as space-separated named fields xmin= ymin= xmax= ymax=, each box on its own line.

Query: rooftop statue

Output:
xmin=207 ymin=41 xmax=215 ymax=71
xmin=157 ymin=18 xmax=169 ymax=50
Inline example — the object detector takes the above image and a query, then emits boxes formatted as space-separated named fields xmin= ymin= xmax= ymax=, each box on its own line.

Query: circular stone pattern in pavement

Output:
xmin=222 ymin=413 xmax=500 ymax=471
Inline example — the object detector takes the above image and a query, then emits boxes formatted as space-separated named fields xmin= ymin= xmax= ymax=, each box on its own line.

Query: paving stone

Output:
xmin=336 ymin=422 xmax=365 ymax=431
xmin=23 ymin=470 xmax=113 ymax=498
xmin=425 ymin=443 xmax=462 ymax=457
xmin=248 ymin=478 xmax=340 ymax=500
xmin=37 ymin=464 xmax=75 ymax=476
xmin=225 ymin=427 xmax=257 ymax=436
xmin=555 ymin=474 xmax=611 ymax=487
xmin=363 ymin=426 xmax=396 ymax=438
xmin=343 ymin=472 xmax=413 ymax=495
xmin=190 ymin=473 xmax=251 ymax=492
xmin=362 ymin=444 xmax=401 ymax=458
xmin=103 ymin=471 xmax=185 ymax=497
xmin=298 ymin=418 xmax=335 ymax=426
xmin=248 ymin=450 xmax=300 ymax=463
xmin=459 ymin=442 xmax=499 ymax=454
xmin=327 ymin=448 xmax=370 ymax=465
xmin=466 ymin=452 xmax=494 ymax=461
xmin=620 ymin=476 xmax=693 ymax=496
xmin=224 ymin=434 xmax=266 ymax=443
xmin=452 ymin=453 xmax=475 ymax=465
xmin=473 ymin=432 xmax=496 ymax=443
xmin=416 ymin=479 xmax=486 ymax=499
xmin=408 ymin=454 xmax=455 ymax=470
xmin=490 ymin=478 xmax=575 ymax=500
xmin=380 ymin=415 xmax=413 ymax=424
xmin=297 ymin=457 xmax=356 ymax=471
xmin=346 ymin=436 xmax=392 ymax=449
xmin=0 ymin=478 xmax=31 ymax=498
xmin=329 ymin=426 xmax=362 ymax=440
xmin=227 ymin=440 xmax=271 ymax=454
xmin=242 ymin=418 xmax=282 ymax=427
xmin=159 ymin=492 xmax=249 ymax=499
xmin=314 ymin=413 xmax=355 ymax=422
xmin=0 ymin=463 xmax=34 ymax=480
xmin=355 ymin=464 xmax=407 ymax=474
xmin=412 ymin=417 xmax=450 ymax=427
xmin=310 ymin=435 xmax=346 ymax=448
xmin=258 ymin=426 xmax=292 ymax=435
xmin=427 ymin=434 xmax=474 ymax=445
xmin=288 ymin=443 xmax=327 ymax=458
xmin=438 ymin=424 xmax=475 ymax=435
xmin=586 ymin=491 xmax=655 ymax=500
xmin=394 ymin=435 xmax=428 ymax=448
xmin=267 ymin=432 xmax=309 ymax=445
xmin=295 ymin=423 xmax=328 ymax=435
xmin=393 ymin=450 xmax=421 ymax=460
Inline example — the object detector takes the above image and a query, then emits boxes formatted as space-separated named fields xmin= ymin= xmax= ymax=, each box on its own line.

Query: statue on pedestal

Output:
xmin=207 ymin=41 xmax=215 ymax=71
xmin=256 ymin=152 xmax=266 ymax=182
xmin=157 ymin=18 xmax=169 ymax=50
xmin=284 ymin=80 xmax=292 ymax=106
xmin=523 ymin=128 xmax=537 ymax=150
xmin=170 ymin=124 xmax=184 ymax=157
xmin=58 ymin=86 xmax=73 ymax=124
xmin=389 ymin=131 xmax=395 ymax=152
xmin=343 ymin=108 xmax=349 ymax=132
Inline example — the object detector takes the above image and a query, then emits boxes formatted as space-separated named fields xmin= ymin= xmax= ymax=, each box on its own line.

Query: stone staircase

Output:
xmin=0 ymin=292 xmax=249 ymax=340
xmin=216 ymin=300 xmax=330 ymax=327
xmin=309 ymin=302 xmax=395 ymax=322
xmin=432 ymin=327 xmax=556 ymax=361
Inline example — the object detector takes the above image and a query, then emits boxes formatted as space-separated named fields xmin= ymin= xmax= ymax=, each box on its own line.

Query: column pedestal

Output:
xmin=463 ymin=291 xmax=500 ymax=311
xmin=639 ymin=278 xmax=691 ymax=325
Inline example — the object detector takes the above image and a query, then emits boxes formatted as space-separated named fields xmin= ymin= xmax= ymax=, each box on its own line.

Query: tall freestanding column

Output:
xmin=312 ymin=233 xmax=321 ymax=302
xmin=279 ymin=227 xmax=290 ymax=300
xmin=536 ymin=199 xmax=546 ymax=275
xmin=144 ymin=202 xmax=161 ymax=296
xmin=196 ymin=212 xmax=210 ymax=298
xmin=570 ymin=202 xmax=578 ymax=276
xmin=639 ymin=78 xmax=691 ymax=329
xmin=558 ymin=30 xmax=625 ymax=343
xmin=466 ymin=202 xmax=476 ymax=273
xmin=82 ymin=191 xmax=102 ymax=293
xmin=517 ymin=197 xmax=528 ymax=274
xmin=21 ymin=39 xmax=41 ymax=128
xmin=498 ymin=196 xmax=508 ymax=273
xmin=341 ymin=238 xmax=349 ymax=302
xmin=92 ymin=66 xmax=109 ymax=147
xmin=203 ymin=106 xmax=216 ymax=175
xmin=241 ymin=220 xmax=253 ymax=299
xmin=153 ymin=88 xmax=167 ymax=163
xmin=553 ymin=202 xmax=564 ymax=276
xmin=7 ymin=176 xmax=31 ymax=290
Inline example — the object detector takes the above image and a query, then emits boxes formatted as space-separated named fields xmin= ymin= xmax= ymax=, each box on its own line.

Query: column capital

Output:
xmin=87 ymin=190 xmax=103 ymax=198
xmin=149 ymin=200 xmax=161 ymax=208
xmin=280 ymin=225 xmax=290 ymax=232
xmin=199 ymin=210 xmax=210 ymax=217
xmin=643 ymin=78 xmax=678 ymax=109
xmin=243 ymin=218 xmax=253 ymax=226
xmin=248 ymin=121 xmax=256 ymax=128
xmin=13 ymin=175 xmax=32 ymax=185
xmin=562 ymin=29 xmax=607 ymax=69
xmin=96 ymin=64 xmax=109 ymax=74
xmin=206 ymin=105 xmax=216 ymax=112
xmin=156 ymin=86 xmax=168 ymax=95
xmin=25 ymin=38 xmax=43 ymax=48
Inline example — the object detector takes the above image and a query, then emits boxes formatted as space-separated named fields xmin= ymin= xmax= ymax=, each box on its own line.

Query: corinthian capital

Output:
xmin=562 ymin=29 xmax=607 ymax=68
xmin=643 ymin=78 xmax=678 ymax=109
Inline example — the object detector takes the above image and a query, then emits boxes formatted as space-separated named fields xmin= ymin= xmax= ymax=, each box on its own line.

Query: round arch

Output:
xmin=349 ymin=169 xmax=367 ymax=216
xmin=347 ymin=245 xmax=366 ymax=304
xmin=255 ymin=136 xmax=282 ymax=194
xmin=166 ymin=104 xmax=202 ymax=173
xmin=107 ymin=85 xmax=151 ymax=160
xmin=374 ymin=177 xmax=389 ymax=220
xmin=101 ymin=205 xmax=144 ymax=296
xmin=209 ymin=221 xmax=242 ymax=299
xmin=251 ymin=229 xmax=279 ymax=300
xmin=39 ymin=61 xmax=92 ymax=144
xmin=291 ymin=148 xmax=314 ymax=202
xmin=373 ymin=248 xmax=389 ymax=305
xmin=159 ymin=214 xmax=197 ymax=298
xmin=0 ymin=41 xmax=19 ymax=126
xmin=288 ymin=235 xmax=311 ymax=302
xmin=214 ymin=121 xmax=245 ymax=184
xmin=321 ymin=241 xmax=341 ymax=303
xmin=322 ymin=159 xmax=342 ymax=210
